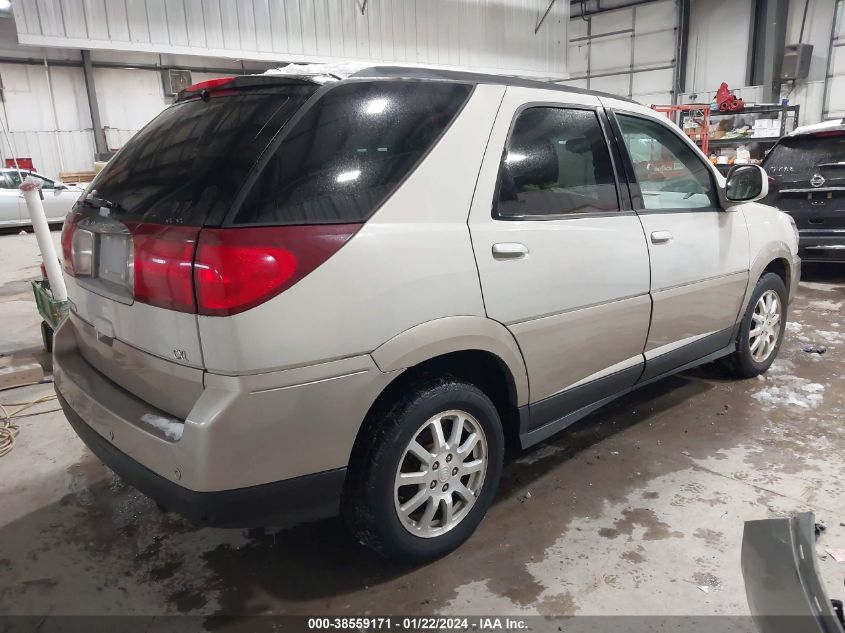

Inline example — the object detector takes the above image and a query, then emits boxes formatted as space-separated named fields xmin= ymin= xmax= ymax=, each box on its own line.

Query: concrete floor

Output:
xmin=1 ymin=229 xmax=845 ymax=624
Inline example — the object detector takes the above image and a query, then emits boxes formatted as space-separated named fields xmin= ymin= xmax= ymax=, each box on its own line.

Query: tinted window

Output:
xmin=494 ymin=108 xmax=618 ymax=219
xmin=87 ymin=85 xmax=318 ymax=225
xmin=764 ymin=135 xmax=845 ymax=187
xmin=231 ymin=81 xmax=472 ymax=226
xmin=618 ymin=114 xmax=717 ymax=210
xmin=28 ymin=173 xmax=54 ymax=189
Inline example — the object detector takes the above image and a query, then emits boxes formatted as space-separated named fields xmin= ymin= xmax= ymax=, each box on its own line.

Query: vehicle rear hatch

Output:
xmin=764 ymin=131 xmax=845 ymax=232
xmin=61 ymin=76 xmax=319 ymax=417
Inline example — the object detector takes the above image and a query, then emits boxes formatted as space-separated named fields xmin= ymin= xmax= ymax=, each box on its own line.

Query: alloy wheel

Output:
xmin=750 ymin=289 xmax=782 ymax=363
xmin=393 ymin=410 xmax=488 ymax=538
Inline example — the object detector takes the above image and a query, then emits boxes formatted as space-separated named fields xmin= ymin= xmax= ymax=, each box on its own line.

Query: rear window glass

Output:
xmin=764 ymin=135 xmax=845 ymax=182
xmin=230 ymin=80 xmax=473 ymax=226
xmin=495 ymin=107 xmax=618 ymax=218
xmin=86 ymin=85 xmax=318 ymax=226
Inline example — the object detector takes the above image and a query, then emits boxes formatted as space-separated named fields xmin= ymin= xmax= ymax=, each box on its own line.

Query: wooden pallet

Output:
xmin=59 ymin=170 xmax=97 ymax=184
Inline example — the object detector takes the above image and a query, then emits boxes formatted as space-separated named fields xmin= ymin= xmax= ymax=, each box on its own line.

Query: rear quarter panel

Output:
xmin=198 ymin=84 xmax=507 ymax=374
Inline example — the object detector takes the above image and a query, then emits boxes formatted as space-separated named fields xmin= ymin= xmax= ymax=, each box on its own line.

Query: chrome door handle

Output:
xmin=650 ymin=230 xmax=673 ymax=244
xmin=492 ymin=242 xmax=529 ymax=260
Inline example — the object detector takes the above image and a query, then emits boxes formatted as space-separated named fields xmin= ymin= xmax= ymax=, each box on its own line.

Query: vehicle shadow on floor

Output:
xmin=0 ymin=370 xmax=717 ymax=619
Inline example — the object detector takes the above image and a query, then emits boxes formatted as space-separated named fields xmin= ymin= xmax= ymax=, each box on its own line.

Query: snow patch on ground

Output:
xmin=768 ymin=358 xmax=796 ymax=374
xmin=785 ymin=321 xmax=803 ymax=335
xmin=752 ymin=375 xmax=825 ymax=409
xmin=809 ymin=299 xmax=843 ymax=312
xmin=140 ymin=414 xmax=184 ymax=440
xmin=800 ymin=282 xmax=838 ymax=292
xmin=814 ymin=330 xmax=845 ymax=345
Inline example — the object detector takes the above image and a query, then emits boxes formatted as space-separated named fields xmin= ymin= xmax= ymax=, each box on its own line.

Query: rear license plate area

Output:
xmin=98 ymin=233 xmax=132 ymax=287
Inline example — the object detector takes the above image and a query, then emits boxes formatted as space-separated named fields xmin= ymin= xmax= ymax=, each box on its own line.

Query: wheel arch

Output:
xmin=351 ymin=317 xmax=530 ymax=457
xmin=740 ymin=243 xmax=797 ymax=319
xmin=370 ymin=316 xmax=529 ymax=406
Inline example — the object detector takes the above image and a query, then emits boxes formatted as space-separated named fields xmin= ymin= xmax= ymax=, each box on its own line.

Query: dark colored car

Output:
xmin=763 ymin=121 xmax=845 ymax=263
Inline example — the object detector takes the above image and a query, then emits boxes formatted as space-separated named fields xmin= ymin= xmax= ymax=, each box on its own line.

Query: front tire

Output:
xmin=343 ymin=378 xmax=504 ymax=563
xmin=725 ymin=272 xmax=788 ymax=378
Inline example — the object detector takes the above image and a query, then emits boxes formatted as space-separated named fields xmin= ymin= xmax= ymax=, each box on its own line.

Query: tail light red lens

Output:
xmin=132 ymin=225 xmax=200 ymax=313
xmin=61 ymin=211 xmax=84 ymax=275
xmin=184 ymin=76 xmax=235 ymax=93
xmin=194 ymin=224 xmax=360 ymax=317
xmin=62 ymin=218 xmax=358 ymax=316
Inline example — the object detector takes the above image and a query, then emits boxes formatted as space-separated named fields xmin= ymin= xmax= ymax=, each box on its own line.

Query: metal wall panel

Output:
xmin=12 ymin=0 xmax=568 ymax=78
xmin=825 ymin=0 xmax=845 ymax=118
xmin=558 ymin=0 xmax=677 ymax=103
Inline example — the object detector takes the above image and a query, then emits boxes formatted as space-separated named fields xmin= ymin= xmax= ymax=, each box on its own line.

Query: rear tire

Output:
xmin=724 ymin=272 xmax=788 ymax=378
xmin=343 ymin=377 xmax=504 ymax=563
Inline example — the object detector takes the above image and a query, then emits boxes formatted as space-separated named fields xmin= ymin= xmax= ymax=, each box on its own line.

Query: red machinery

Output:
xmin=715 ymin=82 xmax=744 ymax=112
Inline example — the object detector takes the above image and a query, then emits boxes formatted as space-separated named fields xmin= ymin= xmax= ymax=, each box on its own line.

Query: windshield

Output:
xmin=85 ymin=85 xmax=318 ymax=226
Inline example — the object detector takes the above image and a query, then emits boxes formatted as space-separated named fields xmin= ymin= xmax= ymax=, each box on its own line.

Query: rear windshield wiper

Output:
xmin=83 ymin=193 xmax=127 ymax=214
xmin=817 ymin=162 xmax=845 ymax=169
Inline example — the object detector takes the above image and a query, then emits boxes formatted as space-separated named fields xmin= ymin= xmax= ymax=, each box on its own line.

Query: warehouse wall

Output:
xmin=822 ymin=0 xmax=845 ymax=119
xmin=565 ymin=0 xmax=839 ymax=128
xmin=1 ymin=0 xmax=569 ymax=181
xmin=562 ymin=0 xmax=677 ymax=104
xmin=685 ymin=0 xmax=753 ymax=96
xmin=0 ymin=10 xmax=263 ymax=179
xmin=11 ymin=0 xmax=568 ymax=79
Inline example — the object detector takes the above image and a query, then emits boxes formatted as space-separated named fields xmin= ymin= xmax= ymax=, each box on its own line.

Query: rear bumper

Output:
xmin=799 ymin=232 xmax=845 ymax=262
xmin=53 ymin=315 xmax=396 ymax=526
xmin=59 ymin=391 xmax=345 ymax=527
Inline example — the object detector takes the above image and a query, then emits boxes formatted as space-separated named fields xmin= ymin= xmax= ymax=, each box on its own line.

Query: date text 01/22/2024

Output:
xmin=306 ymin=617 xmax=530 ymax=630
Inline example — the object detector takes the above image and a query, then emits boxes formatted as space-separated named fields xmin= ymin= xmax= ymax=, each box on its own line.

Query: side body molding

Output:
xmin=371 ymin=316 xmax=530 ymax=407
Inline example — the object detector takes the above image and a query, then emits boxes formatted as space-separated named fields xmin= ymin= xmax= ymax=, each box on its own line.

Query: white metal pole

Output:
xmin=20 ymin=178 xmax=67 ymax=302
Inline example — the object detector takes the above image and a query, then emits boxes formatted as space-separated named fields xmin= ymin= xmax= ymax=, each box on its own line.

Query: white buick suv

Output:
xmin=53 ymin=66 xmax=800 ymax=562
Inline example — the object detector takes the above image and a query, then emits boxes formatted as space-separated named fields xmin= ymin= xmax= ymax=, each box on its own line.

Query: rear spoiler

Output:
xmin=176 ymin=74 xmax=321 ymax=102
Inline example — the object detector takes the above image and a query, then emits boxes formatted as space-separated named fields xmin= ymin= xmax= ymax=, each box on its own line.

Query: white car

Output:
xmin=53 ymin=67 xmax=800 ymax=562
xmin=0 ymin=168 xmax=84 ymax=227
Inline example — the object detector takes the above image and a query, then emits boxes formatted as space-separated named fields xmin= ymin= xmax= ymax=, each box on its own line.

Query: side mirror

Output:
xmin=725 ymin=164 xmax=769 ymax=203
xmin=53 ymin=182 xmax=68 ymax=196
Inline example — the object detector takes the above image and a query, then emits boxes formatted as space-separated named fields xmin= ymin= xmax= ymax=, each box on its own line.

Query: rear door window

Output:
xmin=230 ymin=80 xmax=473 ymax=226
xmin=86 ymin=85 xmax=318 ymax=226
xmin=494 ymin=107 xmax=619 ymax=219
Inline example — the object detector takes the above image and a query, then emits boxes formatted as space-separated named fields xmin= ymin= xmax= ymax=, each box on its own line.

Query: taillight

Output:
xmin=132 ymin=225 xmax=200 ymax=313
xmin=193 ymin=224 xmax=360 ymax=317
xmin=60 ymin=211 xmax=84 ymax=275
xmin=178 ymin=76 xmax=237 ymax=101
xmin=184 ymin=76 xmax=235 ymax=93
